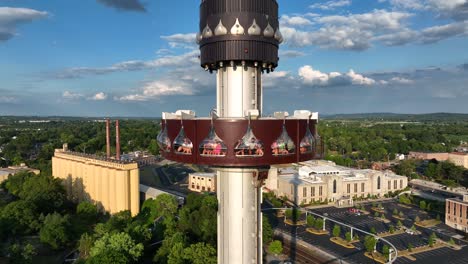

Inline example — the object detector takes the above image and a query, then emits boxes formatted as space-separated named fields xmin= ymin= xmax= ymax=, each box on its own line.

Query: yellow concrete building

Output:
xmin=52 ymin=148 xmax=140 ymax=216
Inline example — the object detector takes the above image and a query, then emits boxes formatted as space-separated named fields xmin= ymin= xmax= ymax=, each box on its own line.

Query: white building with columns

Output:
xmin=266 ymin=160 xmax=408 ymax=206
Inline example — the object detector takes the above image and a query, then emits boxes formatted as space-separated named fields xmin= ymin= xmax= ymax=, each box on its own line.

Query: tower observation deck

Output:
xmin=157 ymin=1 xmax=323 ymax=263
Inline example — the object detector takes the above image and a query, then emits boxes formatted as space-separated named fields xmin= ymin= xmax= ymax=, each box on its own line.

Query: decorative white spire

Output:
xmin=274 ymin=27 xmax=283 ymax=43
xmin=248 ymin=19 xmax=261 ymax=35
xmin=214 ymin=19 xmax=228 ymax=36
xmin=230 ymin=18 xmax=245 ymax=35
xmin=202 ymin=24 xmax=213 ymax=38
xmin=263 ymin=22 xmax=274 ymax=37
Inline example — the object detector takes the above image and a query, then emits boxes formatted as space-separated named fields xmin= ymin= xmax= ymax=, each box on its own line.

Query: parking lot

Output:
xmin=267 ymin=199 xmax=468 ymax=264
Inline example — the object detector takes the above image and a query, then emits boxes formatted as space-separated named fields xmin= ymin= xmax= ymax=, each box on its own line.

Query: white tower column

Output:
xmin=216 ymin=66 xmax=264 ymax=264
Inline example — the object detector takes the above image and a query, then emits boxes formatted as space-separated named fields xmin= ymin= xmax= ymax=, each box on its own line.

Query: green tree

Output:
xmin=314 ymin=218 xmax=324 ymax=230
xmin=1 ymin=200 xmax=39 ymax=236
xmin=364 ymin=235 xmax=377 ymax=253
xmin=393 ymin=209 xmax=398 ymax=215
xmin=389 ymin=225 xmax=395 ymax=234
xmin=449 ymin=238 xmax=455 ymax=246
xmin=79 ymin=233 xmax=94 ymax=259
xmin=90 ymin=232 xmax=144 ymax=263
xmin=408 ymin=243 xmax=413 ymax=252
xmin=168 ymin=242 xmax=185 ymax=264
xmin=306 ymin=215 xmax=315 ymax=227
xmin=419 ymin=200 xmax=426 ymax=210
xmin=39 ymin=213 xmax=71 ymax=250
xmin=8 ymin=243 xmax=37 ymax=264
xmin=183 ymin=243 xmax=217 ymax=264
xmin=399 ymin=211 xmax=404 ymax=218
xmin=397 ymin=220 xmax=403 ymax=228
xmin=19 ymin=175 xmax=66 ymax=214
xmin=345 ymin=231 xmax=352 ymax=242
xmin=382 ymin=245 xmax=390 ymax=261
xmin=370 ymin=227 xmax=377 ymax=235
xmin=263 ymin=216 xmax=273 ymax=244
xmin=415 ymin=216 xmax=421 ymax=223
xmin=3 ymin=171 xmax=33 ymax=196
xmin=268 ymin=240 xmax=283 ymax=255
xmin=428 ymin=232 xmax=437 ymax=247
xmin=332 ymin=224 xmax=341 ymax=238
xmin=77 ymin=201 xmax=98 ymax=222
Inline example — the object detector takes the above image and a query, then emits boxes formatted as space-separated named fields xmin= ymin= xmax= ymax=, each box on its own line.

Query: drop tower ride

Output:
xmin=157 ymin=1 xmax=323 ymax=263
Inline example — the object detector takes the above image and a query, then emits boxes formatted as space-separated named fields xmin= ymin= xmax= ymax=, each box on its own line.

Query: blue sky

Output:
xmin=0 ymin=0 xmax=467 ymax=117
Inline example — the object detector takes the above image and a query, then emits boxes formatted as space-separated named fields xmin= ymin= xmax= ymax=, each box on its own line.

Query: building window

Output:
xmin=347 ymin=184 xmax=350 ymax=194
xmin=208 ymin=188 xmax=211 ymax=192
xmin=354 ymin=183 xmax=357 ymax=193
xmin=388 ymin=181 xmax=391 ymax=190
xmin=361 ymin=182 xmax=365 ymax=192
xmin=191 ymin=184 xmax=195 ymax=189
xmin=319 ymin=186 xmax=323 ymax=196
xmin=453 ymin=203 xmax=456 ymax=215
xmin=197 ymin=185 xmax=200 ymax=189
xmin=333 ymin=180 xmax=337 ymax=194
xmin=303 ymin=187 xmax=307 ymax=198
xmin=291 ymin=185 xmax=293 ymax=195
xmin=312 ymin=187 xmax=315 ymax=197
xmin=209 ymin=179 xmax=211 ymax=181
xmin=377 ymin=176 xmax=381 ymax=189
xmin=400 ymin=180 xmax=403 ymax=189
xmin=394 ymin=180 xmax=397 ymax=189
xmin=202 ymin=186 xmax=206 ymax=191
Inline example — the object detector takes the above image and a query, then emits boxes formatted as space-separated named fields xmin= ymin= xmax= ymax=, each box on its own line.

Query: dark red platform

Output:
xmin=160 ymin=118 xmax=323 ymax=167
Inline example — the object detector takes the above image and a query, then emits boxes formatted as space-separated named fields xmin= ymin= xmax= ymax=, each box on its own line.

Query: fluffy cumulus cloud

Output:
xmin=282 ymin=10 xmax=413 ymax=50
xmin=310 ymin=0 xmax=352 ymax=10
xmin=298 ymin=65 xmax=375 ymax=86
xmin=280 ymin=0 xmax=468 ymax=51
xmin=0 ymin=7 xmax=48 ymax=42
xmin=89 ymin=92 xmax=108 ymax=101
xmin=96 ymin=0 xmax=146 ymax=12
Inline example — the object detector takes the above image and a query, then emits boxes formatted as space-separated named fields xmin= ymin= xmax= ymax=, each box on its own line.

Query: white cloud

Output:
xmin=62 ymin=91 xmax=84 ymax=100
xmin=390 ymin=77 xmax=414 ymax=84
xmin=117 ymin=80 xmax=195 ymax=101
xmin=280 ymin=15 xmax=313 ymax=27
xmin=279 ymin=50 xmax=306 ymax=58
xmin=54 ymin=50 xmax=200 ymax=79
xmin=0 ymin=7 xmax=48 ymax=42
xmin=347 ymin=70 xmax=376 ymax=85
xmin=161 ymin=33 xmax=196 ymax=48
xmin=298 ymin=65 xmax=375 ymax=86
xmin=89 ymin=92 xmax=108 ymax=101
xmin=282 ymin=10 xmax=413 ymax=50
xmin=388 ymin=0 xmax=425 ymax=10
xmin=310 ymin=0 xmax=352 ymax=10
xmin=420 ymin=21 xmax=468 ymax=43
